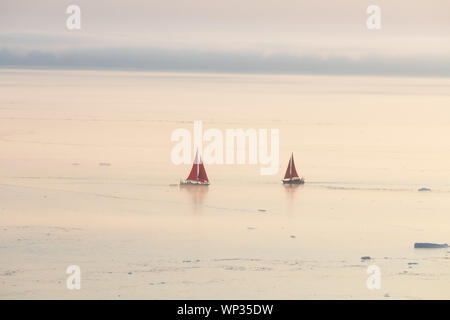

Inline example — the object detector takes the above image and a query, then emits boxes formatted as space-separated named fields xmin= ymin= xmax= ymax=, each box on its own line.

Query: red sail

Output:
xmin=283 ymin=158 xmax=292 ymax=179
xmin=186 ymin=163 xmax=199 ymax=181
xmin=186 ymin=150 xmax=209 ymax=182
xmin=284 ymin=154 xmax=299 ymax=179
xmin=197 ymin=163 xmax=209 ymax=183
xmin=290 ymin=154 xmax=299 ymax=178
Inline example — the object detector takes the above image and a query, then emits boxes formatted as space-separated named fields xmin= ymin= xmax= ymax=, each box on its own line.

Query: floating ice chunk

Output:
xmin=414 ymin=243 xmax=448 ymax=248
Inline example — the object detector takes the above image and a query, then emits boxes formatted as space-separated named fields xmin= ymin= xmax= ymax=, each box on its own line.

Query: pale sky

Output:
xmin=1 ymin=0 xmax=449 ymax=75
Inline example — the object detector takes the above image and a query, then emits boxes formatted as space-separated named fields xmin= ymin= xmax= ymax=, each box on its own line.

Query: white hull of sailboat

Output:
xmin=180 ymin=179 xmax=210 ymax=186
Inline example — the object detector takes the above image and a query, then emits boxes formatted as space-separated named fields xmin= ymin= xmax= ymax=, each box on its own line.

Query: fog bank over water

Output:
xmin=1 ymin=0 xmax=449 ymax=76
xmin=1 ymin=46 xmax=450 ymax=77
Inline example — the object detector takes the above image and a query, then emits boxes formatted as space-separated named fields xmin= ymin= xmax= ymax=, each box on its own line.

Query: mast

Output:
xmin=290 ymin=154 xmax=299 ymax=178
xmin=290 ymin=153 xmax=293 ymax=177
xmin=196 ymin=159 xmax=199 ymax=179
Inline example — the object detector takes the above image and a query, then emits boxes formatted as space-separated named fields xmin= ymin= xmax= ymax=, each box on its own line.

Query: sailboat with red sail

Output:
xmin=180 ymin=149 xmax=210 ymax=186
xmin=282 ymin=153 xmax=304 ymax=184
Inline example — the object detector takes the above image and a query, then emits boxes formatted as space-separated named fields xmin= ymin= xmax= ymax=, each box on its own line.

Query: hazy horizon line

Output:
xmin=1 ymin=47 xmax=450 ymax=78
